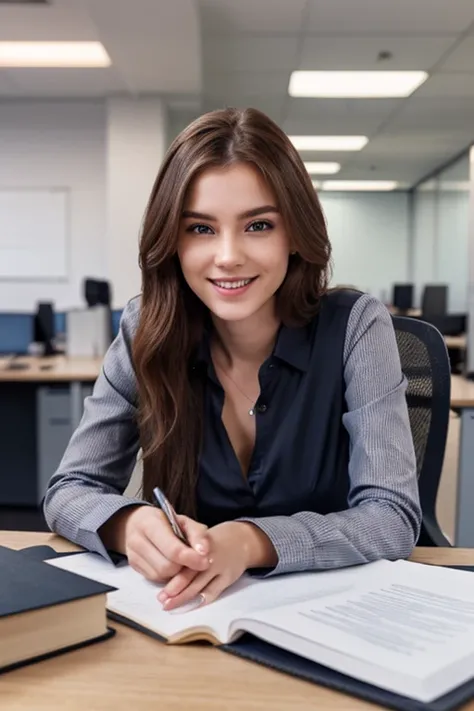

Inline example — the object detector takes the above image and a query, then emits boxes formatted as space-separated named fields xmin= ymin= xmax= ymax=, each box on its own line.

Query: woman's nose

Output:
xmin=213 ymin=235 xmax=244 ymax=268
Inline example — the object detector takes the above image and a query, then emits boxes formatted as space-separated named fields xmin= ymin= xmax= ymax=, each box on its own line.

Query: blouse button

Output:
xmin=256 ymin=403 xmax=268 ymax=413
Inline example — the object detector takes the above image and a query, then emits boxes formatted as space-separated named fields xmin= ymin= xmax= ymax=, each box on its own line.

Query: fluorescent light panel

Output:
xmin=0 ymin=42 xmax=111 ymax=67
xmin=290 ymin=135 xmax=368 ymax=151
xmin=289 ymin=71 xmax=428 ymax=98
xmin=321 ymin=181 xmax=399 ymax=191
xmin=304 ymin=162 xmax=341 ymax=175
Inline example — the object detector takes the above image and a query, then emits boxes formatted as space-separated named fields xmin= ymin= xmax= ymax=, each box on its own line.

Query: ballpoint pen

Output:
xmin=152 ymin=486 xmax=189 ymax=545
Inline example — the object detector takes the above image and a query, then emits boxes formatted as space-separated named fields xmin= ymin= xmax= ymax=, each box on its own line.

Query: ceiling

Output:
xmin=1 ymin=0 xmax=474 ymax=186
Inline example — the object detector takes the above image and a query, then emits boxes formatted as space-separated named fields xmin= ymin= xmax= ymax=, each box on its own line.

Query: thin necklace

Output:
xmin=215 ymin=364 xmax=257 ymax=416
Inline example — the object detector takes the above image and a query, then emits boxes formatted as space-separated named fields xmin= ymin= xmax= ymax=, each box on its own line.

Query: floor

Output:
xmin=1 ymin=418 xmax=460 ymax=541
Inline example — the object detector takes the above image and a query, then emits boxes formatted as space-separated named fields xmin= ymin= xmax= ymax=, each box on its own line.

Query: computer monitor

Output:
xmin=421 ymin=285 xmax=448 ymax=318
xmin=84 ymin=279 xmax=111 ymax=307
xmin=0 ymin=314 xmax=33 ymax=356
xmin=83 ymin=278 xmax=113 ymax=343
xmin=33 ymin=302 xmax=57 ymax=356
xmin=392 ymin=284 xmax=413 ymax=311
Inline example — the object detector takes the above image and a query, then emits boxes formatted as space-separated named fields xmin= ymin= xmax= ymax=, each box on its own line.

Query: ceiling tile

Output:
xmin=0 ymin=3 xmax=97 ymax=40
xmin=306 ymin=0 xmax=474 ymax=34
xmin=440 ymin=36 xmax=474 ymax=71
xmin=205 ymin=71 xmax=287 ymax=97
xmin=203 ymin=36 xmax=299 ymax=73
xmin=299 ymin=36 xmax=456 ymax=71
xmin=389 ymin=96 xmax=474 ymax=132
xmin=362 ymin=133 xmax=471 ymax=156
xmin=284 ymin=97 xmax=399 ymax=134
xmin=415 ymin=72 xmax=474 ymax=98
xmin=200 ymin=0 xmax=307 ymax=33
xmin=0 ymin=68 xmax=128 ymax=97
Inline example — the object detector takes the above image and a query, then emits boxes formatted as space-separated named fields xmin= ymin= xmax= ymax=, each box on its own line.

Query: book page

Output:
xmin=46 ymin=553 xmax=388 ymax=643
xmin=235 ymin=560 xmax=474 ymax=700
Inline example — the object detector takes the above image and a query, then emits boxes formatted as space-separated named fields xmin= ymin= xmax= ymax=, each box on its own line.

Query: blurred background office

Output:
xmin=1 ymin=0 xmax=474 ymax=545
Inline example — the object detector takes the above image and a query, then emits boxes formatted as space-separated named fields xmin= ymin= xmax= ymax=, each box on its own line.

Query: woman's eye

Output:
xmin=247 ymin=220 xmax=272 ymax=232
xmin=188 ymin=224 xmax=213 ymax=235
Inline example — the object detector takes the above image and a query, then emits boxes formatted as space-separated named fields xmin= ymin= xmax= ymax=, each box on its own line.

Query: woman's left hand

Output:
xmin=158 ymin=520 xmax=277 ymax=611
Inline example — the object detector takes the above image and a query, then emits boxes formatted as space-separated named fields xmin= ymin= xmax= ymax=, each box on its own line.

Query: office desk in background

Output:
xmin=451 ymin=375 xmax=474 ymax=548
xmin=445 ymin=334 xmax=467 ymax=350
xmin=1 ymin=530 xmax=474 ymax=711
xmin=0 ymin=356 xmax=102 ymax=507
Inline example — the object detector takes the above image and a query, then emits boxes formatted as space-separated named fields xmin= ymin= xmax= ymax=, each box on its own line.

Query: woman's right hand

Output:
xmin=100 ymin=505 xmax=211 ymax=583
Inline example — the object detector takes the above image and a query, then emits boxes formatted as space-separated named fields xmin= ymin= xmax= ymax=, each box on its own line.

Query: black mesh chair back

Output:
xmin=391 ymin=316 xmax=452 ymax=546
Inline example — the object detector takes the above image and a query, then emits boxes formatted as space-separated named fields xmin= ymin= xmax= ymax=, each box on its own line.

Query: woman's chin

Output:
xmin=206 ymin=299 xmax=263 ymax=323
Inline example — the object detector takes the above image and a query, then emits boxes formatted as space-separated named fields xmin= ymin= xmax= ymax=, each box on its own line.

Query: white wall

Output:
xmin=0 ymin=97 xmax=167 ymax=313
xmin=437 ymin=190 xmax=469 ymax=312
xmin=412 ymin=190 xmax=437 ymax=306
xmin=0 ymin=100 xmax=107 ymax=312
xmin=106 ymin=97 xmax=167 ymax=307
xmin=412 ymin=153 xmax=470 ymax=312
xmin=320 ymin=192 xmax=410 ymax=302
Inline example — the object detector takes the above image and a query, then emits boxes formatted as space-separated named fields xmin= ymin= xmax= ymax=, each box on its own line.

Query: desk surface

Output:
xmin=0 ymin=355 xmax=102 ymax=382
xmin=445 ymin=334 xmax=467 ymax=350
xmin=451 ymin=374 xmax=474 ymax=408
xmin=1 ymin=531 xmax=474 ymax=711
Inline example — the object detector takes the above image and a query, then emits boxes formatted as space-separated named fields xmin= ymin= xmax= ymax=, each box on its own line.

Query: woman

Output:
xmin=44 ymin=107 xmax=421 ymax=612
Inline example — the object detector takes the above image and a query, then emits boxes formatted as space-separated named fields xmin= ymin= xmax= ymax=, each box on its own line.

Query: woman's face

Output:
xmin=177 ymin=162 xmax=291 ymax=324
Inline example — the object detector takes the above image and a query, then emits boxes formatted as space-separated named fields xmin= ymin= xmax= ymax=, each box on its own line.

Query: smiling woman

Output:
xmin=43 ymin=107 xmax=421 ymax=613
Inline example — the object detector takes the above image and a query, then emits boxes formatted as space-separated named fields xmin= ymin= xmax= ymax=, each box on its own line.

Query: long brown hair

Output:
xmin=133 ymin=107 xmax=332 ymax=516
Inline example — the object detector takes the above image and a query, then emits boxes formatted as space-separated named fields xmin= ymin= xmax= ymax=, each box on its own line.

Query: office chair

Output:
xmin=392 ymin=315 xmax=452 ymax=547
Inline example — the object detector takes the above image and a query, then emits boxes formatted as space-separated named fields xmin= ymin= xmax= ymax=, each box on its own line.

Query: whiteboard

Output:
xmin=0 ymin=189 xmax=69 ymax=279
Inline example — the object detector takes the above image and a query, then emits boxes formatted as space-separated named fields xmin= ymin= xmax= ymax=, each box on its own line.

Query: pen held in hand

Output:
xmin=152 ymin=486 xmax=190 ymax=546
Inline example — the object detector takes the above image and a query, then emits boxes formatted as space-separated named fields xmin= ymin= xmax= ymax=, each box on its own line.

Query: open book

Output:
xmin=47 ymin=553 xmax=474 ymax=704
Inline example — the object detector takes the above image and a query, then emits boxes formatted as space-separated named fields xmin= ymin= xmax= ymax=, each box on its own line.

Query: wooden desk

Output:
xmin=0 ymin=355 xmax=102 ymax=383
xmin=445 ymin=334 xmax=467 ymax=350
xmin=0 ymin=357 xmax=103 ymax=507
xmin=0 ymin=355 xmax=102 ymax=450
xmin=450 ymin=375 xmax=474 ymax=548
xmin=1 ymin=531 xmax=473 ymax=711
xmin=451 ymin=374 xmax=474 ymax=409
xmin=388 ymin=306 xmax=422 ymax=318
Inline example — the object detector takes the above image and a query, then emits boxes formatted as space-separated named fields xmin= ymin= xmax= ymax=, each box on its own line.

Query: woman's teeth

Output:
xmin=213 ymin=279 xmax=253 ymax=290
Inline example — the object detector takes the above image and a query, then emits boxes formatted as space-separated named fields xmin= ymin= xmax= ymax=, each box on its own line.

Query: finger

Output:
xmin=158 ymin=567 xmax=199 ymax=602
xmin=194 ymin=575 xmax=228 ymax=607
xmin=162 ymin=570 xmax=217 ymax=612
xmin=177 ymin=515 xmax=210 ymax=556
xmin=145 ymin=519 xmax=210 ymax=572
xmin=128 ymin=553 xmax=164 ymax=583
xmin=129 ymin=534 xmax=181 ymax=581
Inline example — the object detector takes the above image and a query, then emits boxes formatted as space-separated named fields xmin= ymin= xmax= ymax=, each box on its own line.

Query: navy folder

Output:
xmin=18 ymin=545 xmax=474 ymax=711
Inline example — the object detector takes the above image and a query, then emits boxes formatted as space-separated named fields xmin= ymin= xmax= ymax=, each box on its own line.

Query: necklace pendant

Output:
xmin=248 ymin=407 xmax=255 ymax=416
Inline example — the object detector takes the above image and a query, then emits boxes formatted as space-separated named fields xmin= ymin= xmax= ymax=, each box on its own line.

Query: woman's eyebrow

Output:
xmin=182 ymin=205 xmax=279 ymax=221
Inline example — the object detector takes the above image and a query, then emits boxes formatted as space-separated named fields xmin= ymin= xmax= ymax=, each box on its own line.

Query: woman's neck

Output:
xmin=211 ymin=304 xmax=280 ymax=368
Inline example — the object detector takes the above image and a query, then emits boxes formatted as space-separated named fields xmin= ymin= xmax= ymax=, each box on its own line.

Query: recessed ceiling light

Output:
xmin=289 ymin=136 xmax=368 ymax=151
xmin=304 ymin=162 xmax=341 ymax=175
xmin=289 ymin=71 xmax=428 ymax=98
xmin=321 ymin=181 xmax=399 ymax=191
xmin=0 ymin=42 xmax=111 ymax=68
